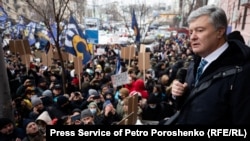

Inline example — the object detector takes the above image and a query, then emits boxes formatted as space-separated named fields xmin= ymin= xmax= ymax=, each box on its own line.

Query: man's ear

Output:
xmin=217 ymin=27 xmax=226 ymax=39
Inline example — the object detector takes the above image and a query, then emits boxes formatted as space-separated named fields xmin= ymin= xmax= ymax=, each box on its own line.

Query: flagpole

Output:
xmin=143 ymin=53 xmax=146 ymax=81
xmin=129 ymin=45 xmax=131 ymax=67
xmin=21 ymin=40 xmax=29 ymax=73
xmin=131 ymin=9 xmax=140 ymax=55
xmin=78 ymin=57 xmax=82 ymax=90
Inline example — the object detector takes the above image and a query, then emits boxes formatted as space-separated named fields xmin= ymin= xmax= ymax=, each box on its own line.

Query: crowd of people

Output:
xmin=1 ymin=5 xmax=250 ymax=141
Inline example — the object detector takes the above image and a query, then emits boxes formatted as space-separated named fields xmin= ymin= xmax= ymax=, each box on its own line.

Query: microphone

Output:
xmin=174 ymin=67 xmax=187 ymax=111
xmin=176 ymin=68 xmax=187 ymax=83
xmin=162 ymin=68 xmax=187 ymax=125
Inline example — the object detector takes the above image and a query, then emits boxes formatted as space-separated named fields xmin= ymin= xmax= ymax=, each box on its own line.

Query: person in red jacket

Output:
xmin=130 ymin=79 xmax=149 ymax=99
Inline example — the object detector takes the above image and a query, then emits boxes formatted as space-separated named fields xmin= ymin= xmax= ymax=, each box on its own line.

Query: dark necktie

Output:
xmin=195 ymin=59 xmax=208 ymax=86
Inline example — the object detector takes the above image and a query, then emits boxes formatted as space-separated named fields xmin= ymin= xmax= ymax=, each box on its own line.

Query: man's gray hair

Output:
xmin=187 ymin=5 xmax=228 ymax=34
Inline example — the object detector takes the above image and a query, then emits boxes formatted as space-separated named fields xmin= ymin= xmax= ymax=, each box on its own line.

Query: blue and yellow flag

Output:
xmin=0 ymin=6 xmax=8 ymax=23
xmin=131 ymin=9 xmax=140 ymax=43
xmin=37 ymin=31 xmax=50 ymax=53
xmin=64 ymin=15 xmax=92 ymax=65
xmin=25 ymin=22 xmax=37 ymax=46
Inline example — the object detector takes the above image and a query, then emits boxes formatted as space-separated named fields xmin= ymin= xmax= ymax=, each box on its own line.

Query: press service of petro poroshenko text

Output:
xmin=46 ymin=126 xmax=249 ymax=139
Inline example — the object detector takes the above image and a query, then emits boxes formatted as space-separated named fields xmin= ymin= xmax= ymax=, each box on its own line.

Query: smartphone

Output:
xmin=71 ymin=114 xmax=80 ymax=122
xmin=93 ymin=95 xmax=100 ymax=99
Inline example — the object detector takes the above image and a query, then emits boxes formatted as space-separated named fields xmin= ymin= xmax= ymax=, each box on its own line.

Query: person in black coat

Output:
xmin=168 ymin=5 xmax=250 ymax=125
xmin=141 ymin=95 xmax=167 ymax=121
xmin=0 ymin=118 xmax=26 ymax=141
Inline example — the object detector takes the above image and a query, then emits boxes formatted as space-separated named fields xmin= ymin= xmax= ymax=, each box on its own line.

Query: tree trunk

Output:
xmin=55 ymin=43 xmax=67 ymax=94
xmin=0 ymin=34 xmax=13 ymax=119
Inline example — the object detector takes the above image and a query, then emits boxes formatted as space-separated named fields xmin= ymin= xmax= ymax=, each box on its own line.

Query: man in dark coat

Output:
xmin=0 ymin=118 xmax=26 ymax=141
xmin=168 ymin=5 xmax=250 ymax=125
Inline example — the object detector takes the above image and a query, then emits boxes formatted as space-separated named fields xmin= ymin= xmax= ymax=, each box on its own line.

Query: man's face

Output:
xmin=81 ymin=116 xmax=94 ymax=125
xmin=189 ymin=15 xmax=224 ymax=57
xmin=0 ymin=123 xmax=14 ymax=135
xmin=26 ymin=122 xmax=39 ymax=134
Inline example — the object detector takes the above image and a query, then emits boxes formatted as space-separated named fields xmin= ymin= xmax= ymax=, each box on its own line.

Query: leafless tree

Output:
xmin=25 ymin=0 xmax=86 ymax=93
xmin=181 ymin=0 xmax=208 ymax=26
xmin=100 ymin=2 xmax=120 ymax=21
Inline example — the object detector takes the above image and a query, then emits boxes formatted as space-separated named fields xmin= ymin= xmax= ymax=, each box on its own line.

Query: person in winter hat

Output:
xmin=81 ymin=89 xmax=104 ymax=110
xmin=36 ymin=111 xmax=52 ymax=135
xmin=29 ymin=96 xmax=45 ymax=120
xmin=80 ymin=109 xmax=95 ymax=125
xmin=0 ymin=118 xmax=25 ymax=141
xmin=22 ymin=118 xmax=45 ymax=141
xmin=42 ymin=90 xmax=52 ymax=98
xmin=41 ymin=89 xmax=54 ymax=107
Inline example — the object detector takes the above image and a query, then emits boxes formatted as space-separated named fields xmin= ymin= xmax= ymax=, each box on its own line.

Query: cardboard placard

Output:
xmin=20 ymin=54 xmax=30 ymax=68
xmin=120 ymin=46 xmax=135 ymax=60
xmin=117 ymin=94 xmax=138 ymax=125
xmin=74 ymin=57 xmax=83 ymax=75
xmin=34 ymin=50 xmax=42 ymax=58
xmin=41 ymin=52 xmax=53 ymax=67
xmin=111 ymin=72 xmax=129 ymax=87
xmin=140 ymin=44 xmax=146 ymax=53
xmin=74 ymin=57 xmax=83 ymax=89
xmin=53 ymin=50 xmax=68 ymax=61
xmin=23 ymin=39 xmax=31 ymax=54
xmin=9 ymin=40 xmax=31 ymax=55
xmin=138 ymin=52 xmax=150 ymax=71
xmin=9 ymin=40 xmax=16 ymax=54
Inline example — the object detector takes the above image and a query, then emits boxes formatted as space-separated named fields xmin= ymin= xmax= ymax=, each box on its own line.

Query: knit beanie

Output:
xmin=31 ymin=96 xmax=43 ymax=107
xmin=88 ymin=89 xmax=99 ymax=97
xmin=0 ymin=118 xmax=13 ymax=130
xmin=42 ymin=90 xmax=53 ymax=97
xmin=103 ymin=100 xmax=111 ymax=109
xmin=57 ymin=95 xmax=69 ymax=106
xmin=81 ymin=109 xmax=93 ymax=119
xmin=22 ymin=118 xmax=35 ymax=129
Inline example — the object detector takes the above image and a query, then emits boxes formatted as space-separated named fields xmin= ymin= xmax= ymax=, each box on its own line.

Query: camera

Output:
xmin=74 ymin=92 xmax=80 ymax=96
xmin=93 ymin=95 xmax=100 ymax=99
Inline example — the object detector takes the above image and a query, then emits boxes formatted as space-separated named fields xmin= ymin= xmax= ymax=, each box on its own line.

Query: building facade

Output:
xmin=1 ymin=0 xmax=82 ymax=23
xmin=217 ymin=0 xmax=250 ymax=46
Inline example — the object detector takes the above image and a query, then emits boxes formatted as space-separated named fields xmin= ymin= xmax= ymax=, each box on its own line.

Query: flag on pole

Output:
xmin=36 ymin=28 xmax=51 ymax=53
xmin=64 ymin=15 xmax=92 ymax=65
xmin=131 ymin=9 xmax=140 ymax=43
xmin=0 ymin=6 xmax=8 ymax=29
xmin=0 ymin=6 xmax=8 ymax=23
xmin=25 ymin=22 xmax=37 ymax=46
xmin=49 ymin=22 xmax=57 ymax=45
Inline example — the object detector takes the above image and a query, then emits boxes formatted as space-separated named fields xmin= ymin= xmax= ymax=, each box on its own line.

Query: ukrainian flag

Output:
xmin=0 ymin=6 xmax=8 ymax=23
xmin=131 ymin=9 xmax=140 ymax=43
